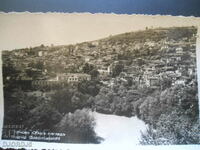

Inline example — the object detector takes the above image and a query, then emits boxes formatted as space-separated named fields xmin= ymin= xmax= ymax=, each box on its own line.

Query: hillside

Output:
xmin=2 ymin=26 xmax=197 ymax=82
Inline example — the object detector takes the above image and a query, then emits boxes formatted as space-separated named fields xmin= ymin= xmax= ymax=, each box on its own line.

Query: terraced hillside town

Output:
xmin=2 ymin=26 xmax=199 ymax=144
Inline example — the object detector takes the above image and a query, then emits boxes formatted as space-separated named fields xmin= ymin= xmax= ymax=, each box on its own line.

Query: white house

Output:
xmin=98 ymin=64 xmax=113 ymax=77
xmin=56 ymin=73 xmax=91 ymax=83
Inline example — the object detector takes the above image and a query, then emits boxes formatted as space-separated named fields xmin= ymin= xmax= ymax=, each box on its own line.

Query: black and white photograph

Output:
xmin=0 ymin=13 xmax=199 ymax=148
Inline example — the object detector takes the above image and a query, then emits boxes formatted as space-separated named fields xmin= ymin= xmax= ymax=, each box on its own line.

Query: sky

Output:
xmin=0 ymin=13 xmax=200 ymax=50
xmin=0 ymin=0 xmax=200 ymax=17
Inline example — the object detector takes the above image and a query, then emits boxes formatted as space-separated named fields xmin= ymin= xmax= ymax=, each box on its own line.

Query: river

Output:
xmin=92 ymin=112 xmax=148 ymax=145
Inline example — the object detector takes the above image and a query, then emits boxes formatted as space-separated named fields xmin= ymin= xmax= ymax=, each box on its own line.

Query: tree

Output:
xmin=2 ymin=57 xmax=21 ymax=90
xmin=160 ymin=76 xmax=172 ymax=90
xmin=56 ymin=109 xmax=103 ymax=143
xmin=89 ymin=69 xmax=99 ymax=78
xmin=140 ymin=108 xmax=200 ymax=145
xmin=27 ymin=103 xmax=62 ymax=130
xmin=78 ymin=80 xmax=100 ymax=96
xmin=112 ymin=63 xmax=124 ymax=77
xmin=50 ymin=89 xmax=74 ymax=114
xmin=4 ymin=89 xmax=49 ymax=127
xmin=83 ymin=63 xmax=94 ymax=74
xmin=71 ymin=91 xmax=91 ymax=109
xmin=35 ymin=61 xmax=44 ymax=70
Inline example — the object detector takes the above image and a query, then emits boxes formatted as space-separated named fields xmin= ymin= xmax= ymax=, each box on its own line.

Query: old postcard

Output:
xmin=0 ymin=13 xmax=199 ymax=149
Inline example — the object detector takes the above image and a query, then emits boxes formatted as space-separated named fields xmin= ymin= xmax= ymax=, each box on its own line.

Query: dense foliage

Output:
xmin=3 ymin=85 xmax=101 ymax=143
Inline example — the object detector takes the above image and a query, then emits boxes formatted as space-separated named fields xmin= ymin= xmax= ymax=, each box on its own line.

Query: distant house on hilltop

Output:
xmin=37 ymin=49 xmax=48 ymax=57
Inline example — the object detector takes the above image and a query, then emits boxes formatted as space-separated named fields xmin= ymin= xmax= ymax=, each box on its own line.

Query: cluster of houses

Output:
xmin=120 ymin=44 xmax=196 ymax=89
xmin=2 ymin=27 xmax=197 ymax=91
